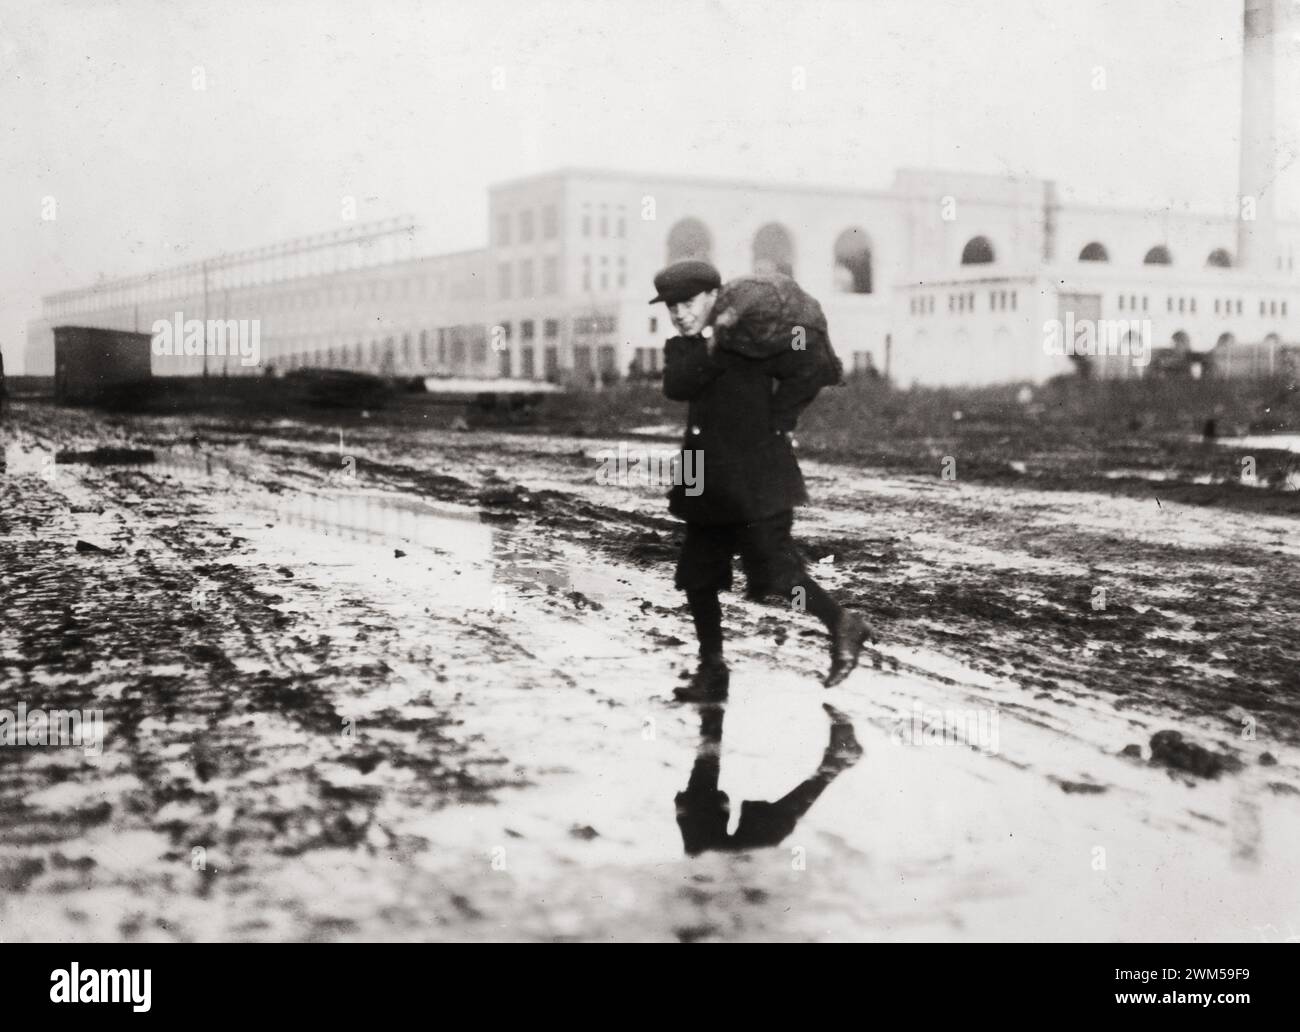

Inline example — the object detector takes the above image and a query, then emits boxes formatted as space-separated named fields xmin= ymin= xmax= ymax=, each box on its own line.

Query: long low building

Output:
xmin=25 ymin=163 xmax=1299 ymax=387
xmin=24 ymin=1 xmax=1300 ymax=388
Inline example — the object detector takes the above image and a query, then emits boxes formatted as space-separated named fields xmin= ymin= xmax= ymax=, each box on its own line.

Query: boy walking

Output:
xmin=652 ymin=259 xmax=873 ymax=703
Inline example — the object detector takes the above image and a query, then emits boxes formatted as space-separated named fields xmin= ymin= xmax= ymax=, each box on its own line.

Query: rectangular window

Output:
xmin=582 ymin=256 xmax=591 ymax=291
xmin=599 ymin=208 xmax=608 ymax=237
xmin=473 ymin=338 xmax=488 ymax=365
xmin=1011 ymin=292 xmax=1017 ymax=311
xmin=582 ymin=209 xmax=591 ymax=236
xmin=1119 ymin=295 xmax=1125 ymax=311
xmin=437 ymin=329 xmax=447 ymax=364
xmin=649 ymin=316 xmax=658 ymax=334
xmin=1214 ymin=299 xmax=1220 ymax=315
xmin=544 ymin=346 xmax=559 ymax=380
xmin=522 ymin=319 xmax=535 ymax=340
xmin=496 ymin=213 xmax=511 ymax=245
xmin=498 ymin=262 xmax=513 ymax=299
xmin=519 ymin=259 xmax=534 ymax=298
xmin=542 ymin=205 xmax=558 ymax=239
xmin=519 ymin=210 xmax=535 ymax=243
xmin=520 ymin=347 xmax=535 ymax=378
xmin=617 ymin=256 xmax=626 ymax=288
xmin=543 ymin=255 xmax=559 ymax=294
xmin=544 ymin=318 xmax=559 ymax=338
xmin=498 ymin=346 xmax=511 ymax=378
xmin=1142 ymin=296 xmax=1149 ymax=312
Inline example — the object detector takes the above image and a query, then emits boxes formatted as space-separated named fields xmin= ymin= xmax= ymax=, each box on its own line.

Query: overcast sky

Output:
xmin=3 ymin=0 xmax=1298 ymax=371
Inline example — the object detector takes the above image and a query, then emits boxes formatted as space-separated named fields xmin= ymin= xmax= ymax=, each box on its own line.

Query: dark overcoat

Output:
xmin=661 ymin=334 xmax=823 ymax=526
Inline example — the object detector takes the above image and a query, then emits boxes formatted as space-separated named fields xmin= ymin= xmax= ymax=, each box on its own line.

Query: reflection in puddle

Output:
xmin=140 ymin=449 xmax=573 ymax=603
xmin=676 ymin=702 xmax=863 ymax=855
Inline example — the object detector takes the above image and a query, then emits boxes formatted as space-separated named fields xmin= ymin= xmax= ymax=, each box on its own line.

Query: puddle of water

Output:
xmin=1102 ymin=469 xmax=1216 ymax=485
xmin=3 ymin=440 xmax=58 ymax=478
xmin=1216 ymin=434 xmax=1300 ymax=454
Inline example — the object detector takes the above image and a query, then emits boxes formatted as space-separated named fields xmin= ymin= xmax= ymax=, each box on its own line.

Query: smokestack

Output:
xmin=1237 ymin=0 xmax=1279 ymax=272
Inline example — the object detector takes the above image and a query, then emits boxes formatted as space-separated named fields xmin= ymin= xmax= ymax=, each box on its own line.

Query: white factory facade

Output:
xmin=26 ymin=1 xmax=1299 ymax=388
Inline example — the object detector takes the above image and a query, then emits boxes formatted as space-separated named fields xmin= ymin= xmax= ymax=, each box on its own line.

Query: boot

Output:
xmin=675 ymin=653 xmax=729 ymax=703
xmin=819 ymin=703 xmax=864 ymax=769
xmin=824 ymin=611 xmax=874 ymax=688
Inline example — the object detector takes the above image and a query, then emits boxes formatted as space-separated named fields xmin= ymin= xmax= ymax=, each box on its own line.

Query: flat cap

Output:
xmin=648 ymin=259 xmax=721 ymax=305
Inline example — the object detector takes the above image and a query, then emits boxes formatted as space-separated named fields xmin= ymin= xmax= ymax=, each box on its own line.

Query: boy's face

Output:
xmin=667 ymin=289 xmax=718 ymax=338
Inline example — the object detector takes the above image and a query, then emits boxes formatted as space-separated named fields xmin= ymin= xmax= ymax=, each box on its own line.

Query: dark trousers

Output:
xmin=674 ymin=509 xmax=807 ymax=602
xmin=675 ymin=510 xmax=842 ymax=658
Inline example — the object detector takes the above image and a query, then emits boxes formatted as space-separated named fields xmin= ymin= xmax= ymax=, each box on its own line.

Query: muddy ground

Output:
xmin=2 ymin=398 xmax=1298 ymax=942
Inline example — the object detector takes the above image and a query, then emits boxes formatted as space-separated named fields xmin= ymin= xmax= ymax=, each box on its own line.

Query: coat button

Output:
xmin=690 ymin=425 xmax=701 ymax=435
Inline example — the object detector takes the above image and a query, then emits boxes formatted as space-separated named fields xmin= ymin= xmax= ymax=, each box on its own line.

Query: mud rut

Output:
xmin=2 ymin=404 xmax=1298 ymax=941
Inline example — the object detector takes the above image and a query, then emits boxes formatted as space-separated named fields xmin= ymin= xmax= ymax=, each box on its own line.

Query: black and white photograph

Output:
xmin=2 ymin=0 xmax=1299 ymax=968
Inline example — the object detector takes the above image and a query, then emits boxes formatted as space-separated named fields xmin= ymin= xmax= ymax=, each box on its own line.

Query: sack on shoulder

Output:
xmin=710 ymin=273 xmax=844 ymax=387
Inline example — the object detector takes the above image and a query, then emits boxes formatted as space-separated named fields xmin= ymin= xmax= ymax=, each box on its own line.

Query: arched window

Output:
xmin=1078 ymin=242 xmax=1109 ymax=262
xmin=1171 ymin=330 xmax=1192 ymax=352
xmin=833 ymin=227 xmax=873 ymax=293
xmin=960 ymin=236 xmax=995 ymax=265
xmin=1215 ymin=333 xmax=1236 ymax=349
xmin=1207 ymin=248 xmax=1233 ymax=268
xmin=666 ymin=218 xmax=712 ymax=263
xmin=1143 ymin=245 xmax=1172 ymax=266
xmin=753 ymin=223 xmax=795 ymax=276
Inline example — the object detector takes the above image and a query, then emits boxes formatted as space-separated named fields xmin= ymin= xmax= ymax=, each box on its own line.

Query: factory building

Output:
xmin=25 ymin=0 xmax=1299 ymax=388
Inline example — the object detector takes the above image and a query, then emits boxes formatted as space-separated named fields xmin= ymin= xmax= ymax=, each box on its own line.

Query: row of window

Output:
xmin=1080 ymin=243 xmax=1233 ymax=268
xmin=233 ymin=276 xmax=461 ymax=311
xmin=1154 ymin=296 xmax=1290 ymax=318
xmin=496 ymin=205 xmax=559 ymax=246
xmin=910 ymin=290 xmax=1021 ymax=316
xmin=502 ymin=344 xmax=620 ymax=384
xmin=667 ymin=219 xmax=872 ymax=292
xmin=580 ymin=256 xmax=627 ymax=292
xmin=497 ymin=257 xmax=561 ymax=299
xmin=496 ymin=203 xmax=633 ymax=247
xmin=495 ymin=319 xmax=561 ymax=341
xmin=276 ymin=325 xmax=489 ymax=371
xmin=1084 ymin=243 xmax=1295 ymax=271
xmin=581 ymin=204 xmax=628 ymax=240
xmin=493 ymin=315 xmax=618 ymax=342
xmin=48 ymin=267 xmax=480 ymax=320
